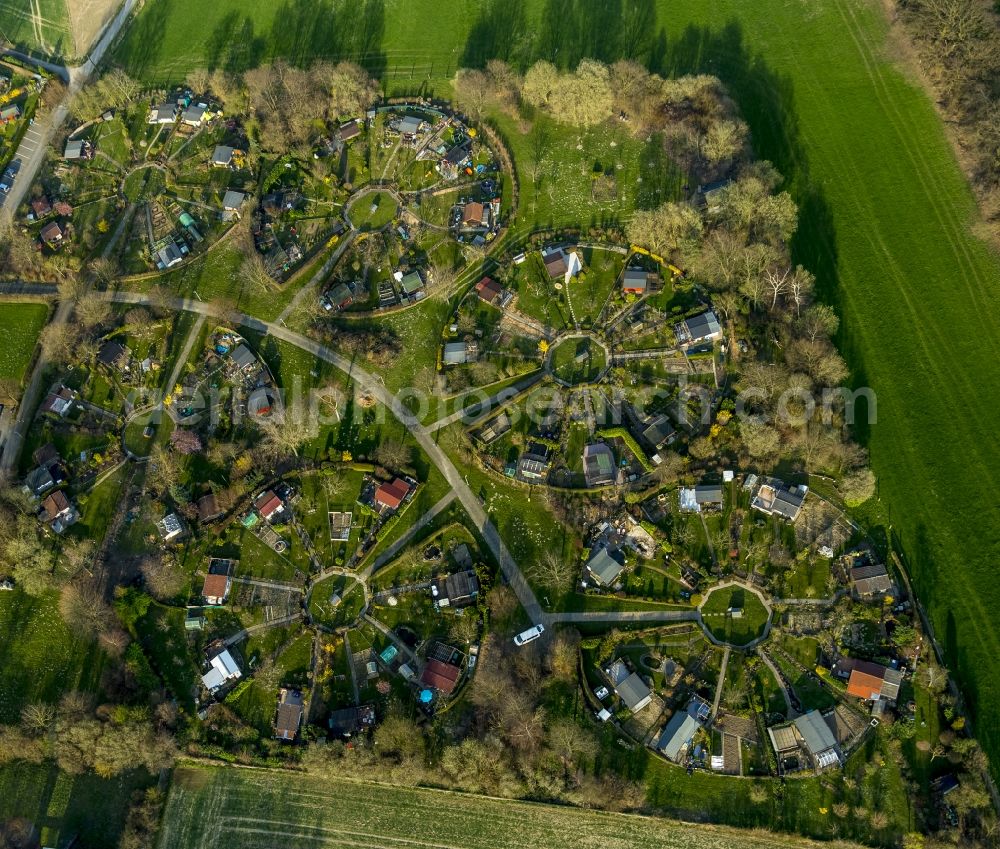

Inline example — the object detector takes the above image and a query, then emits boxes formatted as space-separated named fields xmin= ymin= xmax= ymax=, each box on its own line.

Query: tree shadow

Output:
xmin=532 ymin=0 xmax=656 ymax=68
xmin=116 ymin=0 xmax=173 ymax=79
xmin=268 ymin=0 xmax=387 ymax=77
xmin=636 ymin=132 xmax=683 ymax=210
xmin=461 ymin=0 xmax=528 ymax=69
xmin=205 ymin=11 xmax=267 ymax=73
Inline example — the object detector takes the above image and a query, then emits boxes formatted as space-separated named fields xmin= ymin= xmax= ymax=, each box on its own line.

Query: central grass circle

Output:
xmin=347 ymin=190 xmax=399 ymax=231
xmin=699 ymin=583 xmax=770 ymax=646
xmin=548 ymin=335 xmax=608 ymax=385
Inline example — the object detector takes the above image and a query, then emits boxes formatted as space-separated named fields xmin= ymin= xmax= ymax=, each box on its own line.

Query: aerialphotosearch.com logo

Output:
xmin=126 ymin=375 xmax=877 ymax=435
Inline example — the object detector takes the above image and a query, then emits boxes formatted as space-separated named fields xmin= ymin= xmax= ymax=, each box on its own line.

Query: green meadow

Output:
xmin=110 ymin=0 xmax=1000 ymax=777
xmin=0 ymin=302 xmax=48 ymax=383
xmin=0 ymin=0 xmax=71 ymax=58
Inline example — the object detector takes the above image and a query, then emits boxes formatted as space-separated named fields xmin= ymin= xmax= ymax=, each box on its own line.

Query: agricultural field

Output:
xmin=0 ymin=302 xmax=48 ymax=384
xmin=159 ymin=765 xmax=855 ymax=849
xmin=0 ymin=0 xmax=72 ymax=58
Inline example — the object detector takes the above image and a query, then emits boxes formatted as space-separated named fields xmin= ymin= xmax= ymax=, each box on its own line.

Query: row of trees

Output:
xmin=0 ymin=698 xmax=175 ymax=779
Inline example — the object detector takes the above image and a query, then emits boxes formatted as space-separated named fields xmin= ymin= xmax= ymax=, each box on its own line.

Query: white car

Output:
xmin=513 ymin=624 xmax=545 ymax=646
xmin=595 ymin=686 xmax=610 ymax=700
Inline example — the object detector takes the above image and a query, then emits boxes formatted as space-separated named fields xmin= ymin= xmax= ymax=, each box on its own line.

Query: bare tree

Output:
xmin=60 ymin=538 xmax=96 ymax=576
xmin=58 ymin=581 xmax=115 ymax=639
xmin=373 ymin=439 xmax=412 ymax=471
xmin=452 ymin=69 xmax=492 ymax=119
xmin=89 ymin=256 xmax=120 ymax=288
xmin=39 ymin=322 xmax=81 ymax=365
xmin=139 ymin=555 xmax=185 ymax=601
xmin=20 ymin=702 xmax=55 ymax=735
xmin=258 ymin=409 xmax=319 ymax=459
xmin=75 ymin=293 xmax=112 ymax=329
xmin=527 ymin=549 xmax=574 ymax=593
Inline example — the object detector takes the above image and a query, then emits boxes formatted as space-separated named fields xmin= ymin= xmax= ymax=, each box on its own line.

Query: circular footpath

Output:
xmin=545 ymin=332 xmax=611 ymax=387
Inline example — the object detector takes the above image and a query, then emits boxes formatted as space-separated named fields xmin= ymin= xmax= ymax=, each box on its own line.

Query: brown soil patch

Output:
xmin=65 ymin=0 xmax=119 ymax=59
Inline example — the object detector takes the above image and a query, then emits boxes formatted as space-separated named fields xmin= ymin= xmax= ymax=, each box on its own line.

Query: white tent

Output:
xmin=564 ymin=250 xmax=582 ymax=285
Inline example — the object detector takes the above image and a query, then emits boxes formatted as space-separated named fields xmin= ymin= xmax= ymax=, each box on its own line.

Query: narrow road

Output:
xmin=93 ymin=291 xmax=740 ymax=634
xmin=0 ymin=282 xmax=58 ymax=297
xmin=275 ymin=230 xmax=357 ymax=325
xmin=426 ymin=371 xmax=544 ymax=433
xmin=1 ymin=204 xmax=135 ymax=473
xmin=107 ymin=291 xmax=548 ymax=625
xmin=0 ymin=0 xmax=140 ymax=224
xmin=7 ymin=283 xmax=754 ymax=636
xmin=222 ymin=612 xmax=303 ymax=647
xmin=361 ymin=491 xmax=456 ymax=578
xmin=0 ymin=1 xmax=140 ymax=471
xmin=711 ymin=646 xmax=731 ymax=720
xmin=231 ymin=576 xmax=303 ymax=593
xmin=550 ymin=609 xmax=701 ymax=625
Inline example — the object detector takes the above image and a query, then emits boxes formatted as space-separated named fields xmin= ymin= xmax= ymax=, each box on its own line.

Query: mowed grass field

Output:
xmin=0 ymin=0 xmax=72 ymax=57
xmin=111 ymin=0 xmax=1000 ymax=776
xmin=159 ymin=766 xmax=858 ymax=849
xmin=0 ymin=302 xmax=48 ymax=383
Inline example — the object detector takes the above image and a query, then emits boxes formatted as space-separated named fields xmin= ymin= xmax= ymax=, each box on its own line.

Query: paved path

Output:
xmin=361 ymin=491 xmax=456 ymax=578
xmin=550 ymin=609 xmax=701 ymax=625
xmin=711 ymin=646 xmax=731 ymax=720
xmin=343 ymin=632 xmax=361 ymax=705
xmin=275 ymin=230 xmax=357 ymax=325
xmin=103 ymin=290 xmax=547 ymax=626
xmin=0 ymin=282 xmax=58 ymax=297
xmin=161 ymin=314 xmax=204 ymax=399
xmin=231 ymin=576 xmax=303 ymax=594
xmin=363 ymin=613 xmax=420 ymax=667
xmin=372 ymin=581 xmax=432 ymax=602
xmin=758 ymin=648 xmax=797 ymax=719
xmin=426 ymin=371 xmax=544 ymax=433
xmin=222 ymin=612 xmax=303 ymax=647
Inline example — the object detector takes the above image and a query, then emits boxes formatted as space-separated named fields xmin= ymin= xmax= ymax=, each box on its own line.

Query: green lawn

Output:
xmin=549 ymin=335 xmax=607 ymax=385
xmin=158 ymin=764 xmax=873 ymax=849
xmin=0 ymin=589 xmax=106 ymax=723
xmin=308 ymin=573 xmax=365 ymax=629
xmin=0 ymin=302 xmax=48 ymax=383
xmin=0 ymin=0 xmax=72 ymax=58
xmin=699 ymin=585 xmax=769 ymax=646
xmin=347 ymin=190 xmax=397 ymax=231
xmin=566 ymin=247 xmax=624 ymax=326
xmin=0 ymin=762 xmax=152 ymax=849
